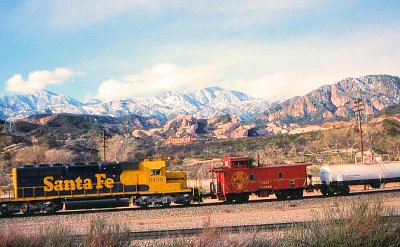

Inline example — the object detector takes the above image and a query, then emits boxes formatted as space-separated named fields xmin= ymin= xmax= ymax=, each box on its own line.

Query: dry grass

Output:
xmin=285 ymin=200 xmax=400 ymax=247
xmin=84 ymin=219 xmax=130 ymax=247
xmin=2 ymin=200 xmax=399 ymax=247
xmin=161 ymin=200 xmax=400 ymax=247
xmin=0 ymin=219 xmax=130 ymax=247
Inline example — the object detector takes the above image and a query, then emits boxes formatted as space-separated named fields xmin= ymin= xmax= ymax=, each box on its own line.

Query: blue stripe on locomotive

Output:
xmin=16 ymin=161 xmax=148 ymax=198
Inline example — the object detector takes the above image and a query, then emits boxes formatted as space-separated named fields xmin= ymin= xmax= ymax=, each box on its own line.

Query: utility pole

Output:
xmin=354 ymin=98 xmax=364 ymax=157
xmin=102 ymin=130 xmax=107 ymax=162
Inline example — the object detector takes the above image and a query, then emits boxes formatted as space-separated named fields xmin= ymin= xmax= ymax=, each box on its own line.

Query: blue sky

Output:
xmin=1 ymin=0 xmax=399 ymax=102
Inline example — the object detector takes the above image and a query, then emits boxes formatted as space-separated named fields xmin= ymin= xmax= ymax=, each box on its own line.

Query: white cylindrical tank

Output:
xmin=320 ymin=161 xmax=400 ymax=185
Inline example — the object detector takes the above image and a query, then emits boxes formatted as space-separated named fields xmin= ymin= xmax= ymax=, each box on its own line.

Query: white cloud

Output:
xmin=6 ymin=68 xmax=75 ymax=94
xmin=95 ymin=63 xmax=217 ymax=101
xmin=94 ymin=22 xmax=400 ymax=102
xmin=149 ymin=25 xmax=400 ymax=100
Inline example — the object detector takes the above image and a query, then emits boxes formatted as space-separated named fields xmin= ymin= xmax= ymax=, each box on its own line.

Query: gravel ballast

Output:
xmin=1 ymin=189 xmax=400 ymax=235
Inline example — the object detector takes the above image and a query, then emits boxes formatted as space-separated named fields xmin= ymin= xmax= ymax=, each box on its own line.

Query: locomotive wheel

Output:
xmin=182 ymin=200 xmax=191 ymax=206
xmin=162 ymin=200 xmax=171 ymax=208
xmin=142 ymin=202 xmax=151 ymax=208
xmin=22 ymin=204 xmax=33 ymax=216
xmin=45 ymin=206 xmax=57 ymax=214
xmin=0 ymin=209 xmax=12 ymax=218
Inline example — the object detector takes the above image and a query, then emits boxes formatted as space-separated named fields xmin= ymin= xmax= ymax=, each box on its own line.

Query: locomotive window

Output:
xmin=278 ymin=172 xmax=283 ymax=179
xmin=290 ymin=180 xmax=295 ymax=188
xmin=151 ymin=169 xmax=161 ymax=176
xmin=249 ymin=174 xmax=255 ymax=181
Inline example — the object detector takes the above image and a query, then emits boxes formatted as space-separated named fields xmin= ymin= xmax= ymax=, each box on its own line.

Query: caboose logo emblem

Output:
xmin=43 ymin=174 xmax=115 ymax=192
xmin=231 ymin=171 xmax=249 ymax=190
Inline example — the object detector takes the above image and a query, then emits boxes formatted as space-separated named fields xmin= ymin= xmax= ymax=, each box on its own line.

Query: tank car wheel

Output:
xmin=320 ymin=187 xmax=329 ymax=196
xmin=370 ymin=182 xmax=381 ymax=189
xmin=341 ymin=186 xmax=350 ymax=195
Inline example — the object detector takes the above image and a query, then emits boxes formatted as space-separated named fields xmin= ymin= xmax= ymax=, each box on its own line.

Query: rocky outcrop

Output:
xmin=258 ymin=75 xmax=400 ymax=124
xmin=158 ymin=114 xmax=255 ymax=139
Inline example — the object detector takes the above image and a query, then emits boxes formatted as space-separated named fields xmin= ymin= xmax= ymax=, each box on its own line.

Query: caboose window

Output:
xmin=233 ymin=161 xmax=243 ymax=166
xmin=151 ymin=169 xmax=161 ymax=176
xmin=249 ymin=174 xmax=255 ymax=181
xmin=278 ymin=172 xmax=283 ymax=179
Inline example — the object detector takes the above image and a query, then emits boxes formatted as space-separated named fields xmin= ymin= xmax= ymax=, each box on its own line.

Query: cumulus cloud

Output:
xmin=95 ymin=63 xmax=217 ymax=101
xmin=6 ymin=68 xmax=75 ymax=94
xmin=150 ymin=25 xmax=400 ymax=100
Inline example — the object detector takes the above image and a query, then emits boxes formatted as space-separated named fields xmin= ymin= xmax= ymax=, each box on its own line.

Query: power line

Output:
xmin=354 ymin=98 xmax=364 ymax=157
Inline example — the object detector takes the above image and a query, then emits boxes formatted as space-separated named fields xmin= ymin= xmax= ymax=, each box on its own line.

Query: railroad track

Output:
xmin=70 ymin=221 xmax=308 ymax=241
xmin=5 ymin=187 xmax=400 ymax=219
xmin=73 ymin=215 xmax=400 ymax=240
xmin=126 ymin=221 xmax=303 ymax=239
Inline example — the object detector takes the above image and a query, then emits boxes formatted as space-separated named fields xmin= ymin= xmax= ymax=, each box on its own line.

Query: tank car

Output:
xmin=320 ymin=161 xmax=400 ymax=195
xmin=211 ymin=157 xmax=309 ymax=202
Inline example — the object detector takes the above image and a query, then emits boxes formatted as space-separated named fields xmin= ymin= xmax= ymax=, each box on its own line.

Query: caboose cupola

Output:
xmin=222 ymin=157 xmax=250 ymax=168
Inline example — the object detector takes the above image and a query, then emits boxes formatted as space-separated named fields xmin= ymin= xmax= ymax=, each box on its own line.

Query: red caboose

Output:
xmin=211 ymin=157 xmax=309 ymax=202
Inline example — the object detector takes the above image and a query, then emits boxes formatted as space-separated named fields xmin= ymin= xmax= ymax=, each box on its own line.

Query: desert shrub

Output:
xmin=44 ymin=149 xmax=77 ymax=164
xmin=284 ymin=200 xmax=400 ymax=247
xmin=0 ymin=220 xmax=130 ymax=247
xmin=160 ymin=216 xmax=280 ymax=247
xmin=99 ymin=135 xmax=138 ymax=162
xmin=0 ymin=223 xmax=73 ymax=247
xmin=84 ymin=219 xmax=130 ymax=247
xmin=12 ymin=145 xmax=47 ymax=166
xmin=0 ymin=159 xmax=11 ymax=186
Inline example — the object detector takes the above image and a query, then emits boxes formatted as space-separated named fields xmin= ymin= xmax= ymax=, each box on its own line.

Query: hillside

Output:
xmin=258 ymin=75 xmax=400 ymax=124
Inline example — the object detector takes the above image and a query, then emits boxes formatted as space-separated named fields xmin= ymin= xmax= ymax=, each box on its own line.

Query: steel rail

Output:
xmin=3 ymin=187 xmax=400 ymax=218
xmin=71 ymin=216 xmax=400 ymax=241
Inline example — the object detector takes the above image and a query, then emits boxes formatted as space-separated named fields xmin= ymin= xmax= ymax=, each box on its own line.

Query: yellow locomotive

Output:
xmin=0 ymin=158 xmax=200 ymax=216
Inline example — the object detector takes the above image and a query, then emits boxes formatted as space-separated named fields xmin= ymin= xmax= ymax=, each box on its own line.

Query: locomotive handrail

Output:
xmin=0 ymin=186 xmax=14 ymax=201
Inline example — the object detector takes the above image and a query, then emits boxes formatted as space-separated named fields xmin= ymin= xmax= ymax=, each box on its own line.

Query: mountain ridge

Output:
xmin=257 ymin=74 xmax=400 ymax=124
xmin=0 ymin=87 xmax=271 ymax=121
xmin=1 ymin=75 xmax=399 ymax=126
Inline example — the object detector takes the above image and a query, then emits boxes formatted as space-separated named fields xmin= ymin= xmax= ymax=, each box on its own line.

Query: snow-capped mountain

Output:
xmin=0 ymin=87 xmax=272 ymax=121
xmin=2 ymin=75 xmax=398 ymax=124
xmin=0 ymin=90 xmax=85 ymax=120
